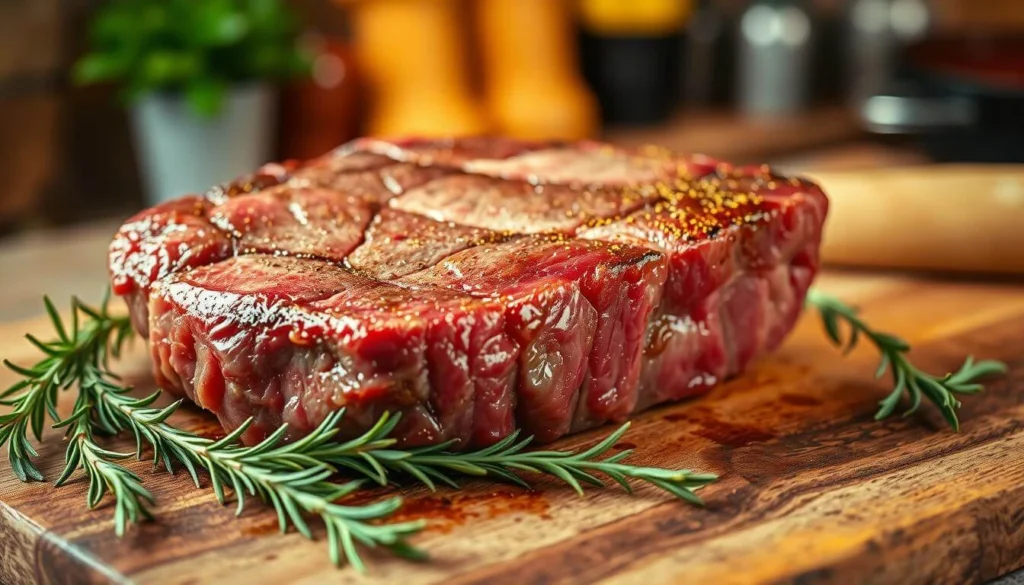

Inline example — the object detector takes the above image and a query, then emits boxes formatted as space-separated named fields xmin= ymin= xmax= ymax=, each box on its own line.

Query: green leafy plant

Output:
xmin=73 ymin=0 xmax=309 ymax=116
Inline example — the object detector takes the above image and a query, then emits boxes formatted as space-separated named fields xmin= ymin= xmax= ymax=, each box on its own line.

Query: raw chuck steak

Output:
xmin=109 ymin=137 xmax=828 ymax=447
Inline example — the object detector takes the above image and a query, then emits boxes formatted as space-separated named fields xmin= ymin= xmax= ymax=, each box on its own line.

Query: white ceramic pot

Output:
xmin=130 ymin=84 xmax=275 ymax=205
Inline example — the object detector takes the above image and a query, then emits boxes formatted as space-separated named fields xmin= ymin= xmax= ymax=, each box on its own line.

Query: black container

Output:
xmin=860 ymin=35 xmax=1024 ymax=163
xmin=682 ymin=0 xmax=736 ymax=107
xmin=580 ymin=31 xmax=682 ymax=125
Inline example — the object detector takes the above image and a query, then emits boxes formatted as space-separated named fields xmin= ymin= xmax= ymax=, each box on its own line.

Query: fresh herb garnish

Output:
xmin=84 ymin=379 xmax=428 ymax=571
xmin=806 ymin=289 xmax=1007 ymax=430
xmin=0 ymin=295 xmax=132 ymax=481
xmin=9 ymin=287 xmax=1003 ymax=568
xmin=54 ymin=389 xmax=156 ymax=536
xmin=0 ymin=294 xmax=716 ymax=570
xmin=305 ymin=414 xmax=717 ymax=505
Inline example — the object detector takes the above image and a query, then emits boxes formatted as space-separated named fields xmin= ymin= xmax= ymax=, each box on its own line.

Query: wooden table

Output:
xmin=0 ymin=220 xmax=118 ymax=323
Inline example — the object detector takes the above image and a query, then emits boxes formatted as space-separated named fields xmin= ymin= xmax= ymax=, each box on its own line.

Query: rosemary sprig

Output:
xmin=0 ymin=297 xmax=424 ymax=570
xmin=805 ymin=289 xmax=1008 ymax=430
xmin=2 ymin=294 xmax=716 ymax=571
xmin=0 ymin=295 xmax=132 ymax=481
xmin=87 ymin=386 xmax=713 ymax=564
xmin=304 ymin=415 xmax=718 ymax=505
xmin=53 ymin=389 xmax=155 ymax=536
xmin=80 ymin=376 xmax=427 ymax=572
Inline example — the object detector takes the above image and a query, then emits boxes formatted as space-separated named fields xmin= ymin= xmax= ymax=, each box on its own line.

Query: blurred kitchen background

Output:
xmin=0 ymin=0 xmax=1019 ymax=233
xmin=0 ymin=0 xmax=1022 ymax=242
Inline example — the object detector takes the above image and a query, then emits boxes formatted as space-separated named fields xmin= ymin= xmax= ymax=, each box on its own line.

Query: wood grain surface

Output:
xmin=1 ymin=271 xmax=1023 ymax=585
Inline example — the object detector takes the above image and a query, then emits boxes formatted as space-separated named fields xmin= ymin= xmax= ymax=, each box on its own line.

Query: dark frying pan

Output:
xmin=859 ymin=35 xmax=1024 ymax=163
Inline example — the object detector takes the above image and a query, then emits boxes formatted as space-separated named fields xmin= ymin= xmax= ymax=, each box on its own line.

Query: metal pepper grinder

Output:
xmin=843 ymin=0 xmax=931 ymax=104
xmin=736 ymin=0 xmax=815 ymax=117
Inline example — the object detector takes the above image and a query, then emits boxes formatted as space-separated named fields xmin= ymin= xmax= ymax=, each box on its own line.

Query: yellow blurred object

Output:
xmin=477 ymin=0 xmax=598 ymax=140
xmin=346 ymin=0 xmax=489 ymax=138
xmin=577 ymin=0 xmax=693 ymax=36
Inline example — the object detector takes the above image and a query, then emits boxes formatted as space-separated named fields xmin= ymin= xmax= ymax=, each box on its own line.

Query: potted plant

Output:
xmin=74 ymin=0 xmax=309 ymax=205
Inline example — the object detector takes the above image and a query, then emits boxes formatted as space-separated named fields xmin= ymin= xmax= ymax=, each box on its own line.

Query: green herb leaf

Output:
xmin=141 ymin=51 xmax=201 ymax=87
xmin=185 ymin=77 xmax=226 ymax=117
xmin=73 ymin=53 xmax=129 ymax=85
xmin=194 ymin=1 xmax=249 ymax=47
xmin=90 ymin=386 xmax=426 ymax=571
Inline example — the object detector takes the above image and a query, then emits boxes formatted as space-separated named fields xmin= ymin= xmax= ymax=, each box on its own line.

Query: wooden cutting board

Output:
xmin=2 ymin=271 xmax=1024 ymax=585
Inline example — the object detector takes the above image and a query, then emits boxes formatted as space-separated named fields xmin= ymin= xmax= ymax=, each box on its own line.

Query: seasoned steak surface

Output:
xmin=110 ymin=137 xmax=828 ymax=447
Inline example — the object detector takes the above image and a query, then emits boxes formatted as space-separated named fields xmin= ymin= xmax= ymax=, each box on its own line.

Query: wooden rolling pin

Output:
xmin=808 ymin=166 xmax=1024 ymax=275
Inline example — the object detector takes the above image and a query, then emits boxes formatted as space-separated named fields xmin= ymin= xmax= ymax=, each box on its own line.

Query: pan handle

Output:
xmin=858 ymin=82 xmax=977 ymax=134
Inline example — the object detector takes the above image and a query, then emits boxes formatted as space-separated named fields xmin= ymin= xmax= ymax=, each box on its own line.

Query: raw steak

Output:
xmin=110 ymin=137 xmax=828 ymax=447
